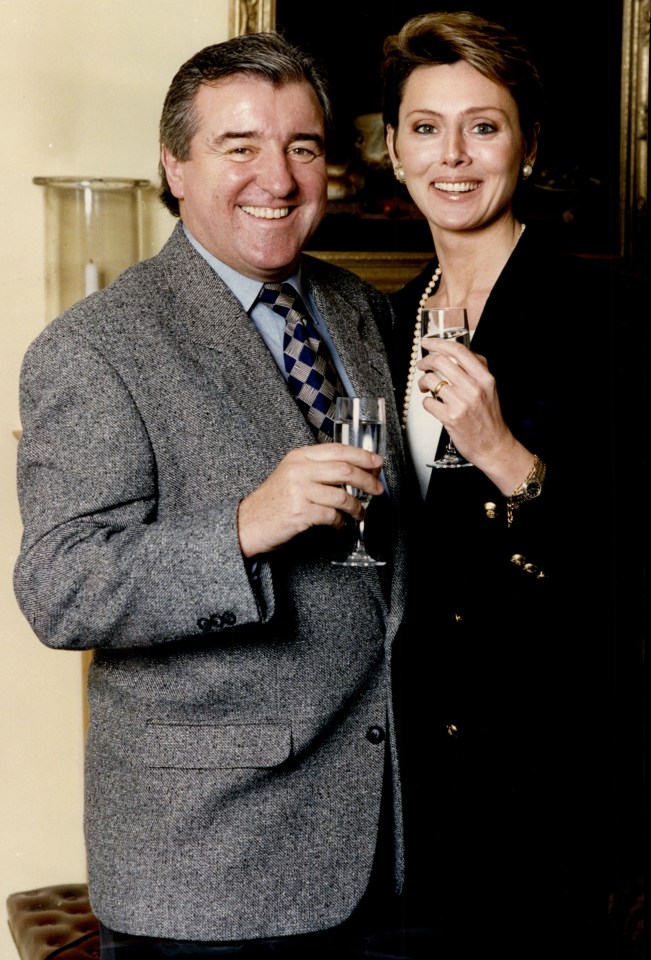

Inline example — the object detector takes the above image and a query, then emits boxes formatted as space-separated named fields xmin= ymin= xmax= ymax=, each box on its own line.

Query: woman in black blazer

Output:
xmin=381 ymin=12 xmax=618 ymax=957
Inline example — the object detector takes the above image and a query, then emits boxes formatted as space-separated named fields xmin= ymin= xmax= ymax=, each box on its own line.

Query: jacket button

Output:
xmin=366 ymin=725 xmax=385 ymax=744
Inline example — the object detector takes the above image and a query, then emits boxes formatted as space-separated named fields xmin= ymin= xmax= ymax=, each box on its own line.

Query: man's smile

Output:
xmin=240 ymin=205 xmax=291 ymax=219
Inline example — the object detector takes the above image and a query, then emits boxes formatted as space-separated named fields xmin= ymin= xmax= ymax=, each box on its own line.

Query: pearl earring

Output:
xmin=394 ymin=165 xmax=406 ymax=184
xmin=522 ymin=163 xmax=533 ymax=180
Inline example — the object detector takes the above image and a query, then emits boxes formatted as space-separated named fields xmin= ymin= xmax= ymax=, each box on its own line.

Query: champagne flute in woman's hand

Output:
xmin=421 ymin=307 xmax=473 ymax=468
xmin=332 ymin=396 xmax=387 ymax=567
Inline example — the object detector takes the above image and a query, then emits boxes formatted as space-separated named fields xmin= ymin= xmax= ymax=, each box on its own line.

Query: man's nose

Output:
xmin=256 ymin=148 xmax=297 ymax=195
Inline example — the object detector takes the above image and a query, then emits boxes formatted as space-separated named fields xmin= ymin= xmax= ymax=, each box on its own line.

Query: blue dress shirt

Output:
xmin=183 ymin=226 xmax=354 ymax=398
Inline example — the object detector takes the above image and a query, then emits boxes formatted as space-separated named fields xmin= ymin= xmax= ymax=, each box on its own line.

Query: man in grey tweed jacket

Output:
xmin=14 ymin=32 xmax=408 ymax=957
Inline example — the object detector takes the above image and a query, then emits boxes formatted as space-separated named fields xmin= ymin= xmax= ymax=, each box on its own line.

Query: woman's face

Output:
xmin=387 ymin=60 xmax=533 ymax=235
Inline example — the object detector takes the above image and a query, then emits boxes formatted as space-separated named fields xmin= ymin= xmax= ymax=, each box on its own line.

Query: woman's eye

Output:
xmin=473 ymin=123 xmax=497 ymax=135
xmin=414 ymin=123 xmax=437 ymax=135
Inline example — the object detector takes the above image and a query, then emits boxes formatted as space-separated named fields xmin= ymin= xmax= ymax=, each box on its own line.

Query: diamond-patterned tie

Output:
xmin=259 ymin=282 xmax=344 ymax=442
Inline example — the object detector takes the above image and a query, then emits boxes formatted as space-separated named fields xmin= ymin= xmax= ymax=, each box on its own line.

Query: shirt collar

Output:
xmin=182 ymin=224 xmax=306 ymax=313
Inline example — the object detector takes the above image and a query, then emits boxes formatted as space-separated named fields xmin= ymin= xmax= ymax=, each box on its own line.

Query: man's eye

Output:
xmin=228 ymin=146 xmax=254 ymax=159
xmin=289 ymin=146 xmax=321 ymax=162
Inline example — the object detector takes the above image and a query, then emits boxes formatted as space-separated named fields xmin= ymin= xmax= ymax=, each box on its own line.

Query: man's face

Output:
xmin=161 ymin=76 xmax=328 ymax=282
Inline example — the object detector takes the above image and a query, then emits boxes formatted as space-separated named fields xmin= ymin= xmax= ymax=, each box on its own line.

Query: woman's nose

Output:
xmin=441 ymin=129 xmax=469 ymax=166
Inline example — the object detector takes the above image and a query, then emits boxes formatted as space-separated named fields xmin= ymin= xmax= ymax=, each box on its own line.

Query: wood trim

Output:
xmin=308 ymin=250 xmax=430 ymax=294
xmin=82 ymin=652 xmax=92 ymax=733
xmin=619 ymin=0 xmax=649 ymax=262
xmin=229 ymin=0 xmax=276 ymax=37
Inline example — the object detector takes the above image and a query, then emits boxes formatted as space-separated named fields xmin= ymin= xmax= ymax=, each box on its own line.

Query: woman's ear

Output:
xmin=386 ymin=125 xmax=400 ymax=168
xmin=526 ymin=122 xmax=540 ymax=167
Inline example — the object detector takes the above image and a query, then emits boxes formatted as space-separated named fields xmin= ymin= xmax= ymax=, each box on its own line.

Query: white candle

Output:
xmin=84 ymin=261 xmax=99 ymax=296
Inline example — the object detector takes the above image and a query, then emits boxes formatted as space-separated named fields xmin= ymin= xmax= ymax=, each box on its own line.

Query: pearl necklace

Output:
xmin=401 ymin=263 xmax=441 ymax=429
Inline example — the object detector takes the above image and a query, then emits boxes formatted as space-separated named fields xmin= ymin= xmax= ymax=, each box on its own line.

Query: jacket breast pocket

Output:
xmin=125 ymin=721 xmax=292 ymax=770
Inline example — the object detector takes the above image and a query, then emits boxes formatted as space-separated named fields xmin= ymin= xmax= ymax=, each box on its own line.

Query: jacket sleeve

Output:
xmin=13 ymin=324 xmax=274 ymax=652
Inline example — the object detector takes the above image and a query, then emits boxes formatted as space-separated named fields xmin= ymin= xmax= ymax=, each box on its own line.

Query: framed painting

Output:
xmin=229 ymin=0 xmax=647 ymax=287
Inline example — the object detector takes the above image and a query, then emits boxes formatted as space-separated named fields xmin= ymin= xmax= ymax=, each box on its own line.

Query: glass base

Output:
xmin=428 ymin=458 xmax=473 ymax=468
xmin=332 ymin=553 xmax=386 ymax=567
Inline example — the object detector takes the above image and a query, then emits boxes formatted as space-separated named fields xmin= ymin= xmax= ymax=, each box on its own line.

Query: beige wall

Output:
xmin=0 ymin=3 xmax=229 ymax=956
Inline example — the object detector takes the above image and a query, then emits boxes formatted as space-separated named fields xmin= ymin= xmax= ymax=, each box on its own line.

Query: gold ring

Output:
xmin=432 ymin=378 xmax=449 ymax=400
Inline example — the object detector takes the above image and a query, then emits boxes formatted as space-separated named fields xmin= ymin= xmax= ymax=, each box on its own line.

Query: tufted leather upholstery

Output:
xmin=6 ymin=884 xmax=99 ymax=959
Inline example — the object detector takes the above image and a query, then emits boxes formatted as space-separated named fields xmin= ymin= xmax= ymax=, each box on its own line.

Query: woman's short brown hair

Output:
xmin=382 ymin=10 xmax=544 ymax=149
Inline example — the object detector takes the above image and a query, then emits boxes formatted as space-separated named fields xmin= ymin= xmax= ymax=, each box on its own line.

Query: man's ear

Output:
xmin=161 ymin=145 xmax=185 ymax=200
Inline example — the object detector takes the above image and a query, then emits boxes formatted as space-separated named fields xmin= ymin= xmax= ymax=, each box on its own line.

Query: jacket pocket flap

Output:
xmin=137 ymin=722 xmax=292 ymax=769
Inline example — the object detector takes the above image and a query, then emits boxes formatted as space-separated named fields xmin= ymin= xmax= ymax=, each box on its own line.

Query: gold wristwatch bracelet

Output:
xmin=506 ymin=454 xmax=546 ymax=527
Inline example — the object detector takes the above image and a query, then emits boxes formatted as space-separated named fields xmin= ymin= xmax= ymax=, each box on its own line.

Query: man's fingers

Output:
xmin=299 ymin=442 xmax=383 ymax=469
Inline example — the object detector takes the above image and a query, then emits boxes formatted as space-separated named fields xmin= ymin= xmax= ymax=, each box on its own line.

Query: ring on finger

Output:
xmin=432 ymin=378 xmax=449 ymax=401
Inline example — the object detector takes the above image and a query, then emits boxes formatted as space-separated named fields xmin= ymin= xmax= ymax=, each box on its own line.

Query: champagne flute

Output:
xmin=421 ymin=307 xmax=473 ymax=469
xmin=332 ymin=396 xmax=387 ymax=567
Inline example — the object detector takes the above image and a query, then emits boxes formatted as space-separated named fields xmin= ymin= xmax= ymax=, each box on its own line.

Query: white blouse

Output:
xmin=406 ymin=329 xmax=475 ymax=499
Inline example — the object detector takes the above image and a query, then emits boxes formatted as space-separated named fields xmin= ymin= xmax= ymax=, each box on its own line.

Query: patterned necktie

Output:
xmin=259 ymin=282 xmax=344 ymax=443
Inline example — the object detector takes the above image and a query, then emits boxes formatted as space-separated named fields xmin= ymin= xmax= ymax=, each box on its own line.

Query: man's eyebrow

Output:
xmin=292 ymin=132 xmax=325 ymax=148
xmin=210 ymin=131 xmax=325 ymax=148
xmin=212 ymin=131 xmax=257 ymax=143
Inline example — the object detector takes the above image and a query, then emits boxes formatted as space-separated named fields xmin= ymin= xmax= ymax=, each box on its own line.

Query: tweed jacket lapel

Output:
xmin=308 ymin=267 xmax=389 ymax=401
xmin=157 ymin=225 xmax=319 ymax=447
xmin=156 ymin=227 xmax=397 ymax=456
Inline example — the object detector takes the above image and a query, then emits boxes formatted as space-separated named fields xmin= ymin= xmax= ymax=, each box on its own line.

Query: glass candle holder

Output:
xmin=33 ymin=176 xmax=151 ymax=319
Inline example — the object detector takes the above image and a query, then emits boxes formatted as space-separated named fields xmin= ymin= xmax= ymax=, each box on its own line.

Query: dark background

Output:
xmin=277 ymin=1 xmax=623 ymax=255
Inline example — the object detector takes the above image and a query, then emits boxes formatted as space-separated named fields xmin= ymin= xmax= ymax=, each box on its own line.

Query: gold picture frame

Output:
xmin=228 ymin=0 xmax=648 ymax=276
xmin=620 ymin=0 xmax=649 ymax=264
xmin=228 ymin=0 xmax=277 ymax=37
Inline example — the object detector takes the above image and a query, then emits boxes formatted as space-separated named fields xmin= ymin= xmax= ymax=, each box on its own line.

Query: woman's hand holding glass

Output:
xmin=419 ymin=323 xmax=505 ymax=473
xmin=419 ymin=332 xmax=539 ymax=497
xmin=420 ymin=307 xmax=473 ymax=467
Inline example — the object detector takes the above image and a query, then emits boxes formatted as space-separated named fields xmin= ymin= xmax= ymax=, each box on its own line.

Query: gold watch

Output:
xmin=506 ymin=455 xmax=546 ymax=526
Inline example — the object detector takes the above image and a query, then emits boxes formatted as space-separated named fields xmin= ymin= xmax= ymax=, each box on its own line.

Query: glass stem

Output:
xmin=356 ymin=514 xmax=367 ymax=552
xmin=350 ymin=509 xmax=370 ymax=558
